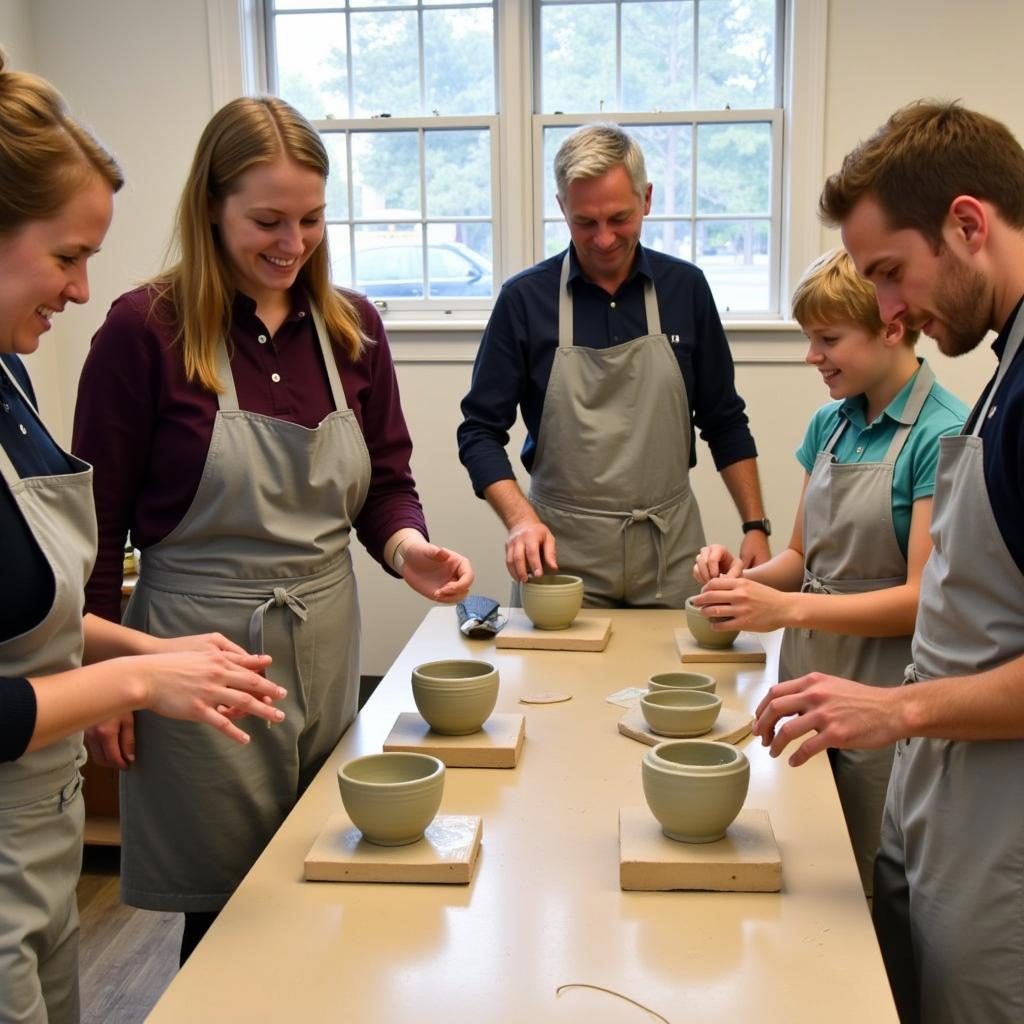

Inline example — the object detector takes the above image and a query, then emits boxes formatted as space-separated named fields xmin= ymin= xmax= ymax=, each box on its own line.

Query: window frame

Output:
xmin=207 ymin=0 xmax=826 ymax=331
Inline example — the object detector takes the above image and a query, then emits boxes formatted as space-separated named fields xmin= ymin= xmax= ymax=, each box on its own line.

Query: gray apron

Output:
xmin=779 ymin=363 xmax=935 ymax=896
xmin=121 ymin=307 xmax=370 ymax=913
xmin=875 ymin=311 xmax=1024 ymax=1024
xmin=0 ymin=360 xmax=95 ymax=1024
xmin=527 ymin=253 xmax=705 ymax=607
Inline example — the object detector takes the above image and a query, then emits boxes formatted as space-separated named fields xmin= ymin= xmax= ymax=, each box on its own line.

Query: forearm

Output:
xmin=82 ymin=613 xmax=161 ymax=663
xmin=744 ymin=547 xmax=805 ymax=591
xmin=894 ymin=653 xmax=1024 ymax=740
xmin=27 ymin=660 xmax=148 ymax=754
xmin=719 ymin=458 xmax=766 ymax=522
xmin=787 ymin=582 xmax=919 ymax=637
xmin=483 ymin=479 xmax=540 ymax=531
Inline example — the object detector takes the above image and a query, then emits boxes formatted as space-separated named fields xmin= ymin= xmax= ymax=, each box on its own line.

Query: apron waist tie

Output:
xmin=249 ymin=586 xmax=310 ymax=693
xmin=619 ymin=507 xmax=670 ymax=600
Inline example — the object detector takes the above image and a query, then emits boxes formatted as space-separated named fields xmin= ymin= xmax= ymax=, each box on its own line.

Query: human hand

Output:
xmin=85 ymin=713 xmax=136 ymax=770
xmin=694 ymin=576 xmax=792 ymax=633
xmin=154 ymin=631 xmax=250 ymax=658
xmin=692 ymin=544 xmax=744 ymax=583
xmin=399 ymin=538 xmax=475 ymax=603
xmin=739 ymin=530 xmax=772 ymax=568
xmin=753 ymin=672 xmax=902 ymax=766
xmin=136 ymin=650 xmax=284 ymax=746
xmin=505 ymin=520 xmax=558 ymax=583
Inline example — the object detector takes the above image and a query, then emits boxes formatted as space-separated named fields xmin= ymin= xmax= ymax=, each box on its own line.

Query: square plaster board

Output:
xmin=674 ymin=628 xmax=766 ymax=663
xmin=619 ymin=807 xmax=782 ymax=892
xmin=617 ymin=705 xmax=753 ymax=747
xmin=304 ymin=813 xmax=482 ymax=884
xmin=383 ymin=712 xmax=525 ymax=768
xmin=496 ymin=609 xmax=612 ymax=652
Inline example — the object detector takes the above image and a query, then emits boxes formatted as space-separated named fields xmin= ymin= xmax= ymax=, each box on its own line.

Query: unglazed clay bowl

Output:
xmin=641 ymin=739 xmax=749 ymax=844
xmin=640 ymin=689 xmax=722 ymax=738
xmin=412 ymin=659 xmax=499 ymax=735
xmin=647 ymin=671 xmax=717 ymax=695
xmin=521 ymin=574 xmax=584 ymax=630
xmin=338 ymin=752 xmax=445 ymax=847
xmin=685 ymin=596 xmax=740 ymax=649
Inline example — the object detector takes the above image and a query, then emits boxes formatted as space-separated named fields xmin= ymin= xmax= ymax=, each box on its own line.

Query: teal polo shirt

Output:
xmin=796 ymin=360 xmax=969 ymax=557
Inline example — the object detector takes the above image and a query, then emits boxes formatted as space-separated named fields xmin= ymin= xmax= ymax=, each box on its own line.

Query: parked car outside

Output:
xmin=354 ymin=241 xmax=493 ymax=298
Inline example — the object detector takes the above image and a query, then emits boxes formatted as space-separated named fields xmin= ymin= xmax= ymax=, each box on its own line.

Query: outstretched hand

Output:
xmin=400 ymin=538 xmax=474 ymax=603
xmin=753 ymin=671 xmax=903 ymax=766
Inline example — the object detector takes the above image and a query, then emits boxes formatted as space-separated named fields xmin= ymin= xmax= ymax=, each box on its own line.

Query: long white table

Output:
xmin=148 ymin=609 xmax=897 ymax=1022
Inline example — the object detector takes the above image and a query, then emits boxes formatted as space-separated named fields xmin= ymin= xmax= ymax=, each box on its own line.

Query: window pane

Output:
xmin=541 ymin=125 xmax=573 ymax=218
xmin=273 ymin=0 xmax=342 ymax=11
xmin=322 ymin=133 xmax=349 ymax=221
xmin=697 ymin=219 xmax=770 ymax=313
xmin=327 ymin=223 xmax=352 ymax=289
xmin=621 ymin=2 xmax=694 ymax=111
xmin=544 ymin=220 xmax=570 ymax=259
xmin=351 ymin=0 xmax=413 ymax=6
xmin=540 ymin=4 xmax=615 ymax=114
xmin=426 ymin=223 xmax=493 ymax=298
xmin=642 ymin=219 xmax=693 ymax=262
xmin=424 ymin=8 xmax=494 ymax=115
xmin=351 ymin=132 xmax=420 ymax=219
xmin=696 ymin=122 xmax=770 ymax=216
xmin=697 ymin=0 xmax=776 ymax=109
xmin=630 ymin=124 xmax=692 ymax=217
xmin=425 ymin=130 xmax=490 ymax=218
xmin=354 ymin=224 xmax=424 ymax=298
xmin=274 ymin=14 xmax=348 ymax=120
xmin=350 ymin=11 xmax=418 ymax=117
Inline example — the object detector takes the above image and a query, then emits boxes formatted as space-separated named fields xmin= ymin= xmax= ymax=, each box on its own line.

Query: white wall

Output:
xmin=4 ymin=0 xmax=1021 ymax=672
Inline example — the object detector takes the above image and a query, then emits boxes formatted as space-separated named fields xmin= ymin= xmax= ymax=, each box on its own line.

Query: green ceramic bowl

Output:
xmin=647 ymin=671 xmax=717 ymax=694
xmin=685 ymin=596 xmax=740 ymax=649
xmin=412 ymin=660 xmax=499 ymax=735
xmin=641 ymin=740 xmax=749 ymax=844
xmin=338 ymin=752 xmax=445 ymax=847
xmin=640 ymin=688 xmax=722 ymax=737
xmin=521 ymin=574 xmax=584 ymax=630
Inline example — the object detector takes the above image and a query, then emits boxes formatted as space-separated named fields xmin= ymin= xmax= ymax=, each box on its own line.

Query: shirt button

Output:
xmin=297 ymin=311 xmax=306 ymax=318
xmin=18 ymin=423 xmax=27 ymax=435
xmin=609 ymin=301 xmax=616 ymax=309
xmin=855 ymin=445 xmax=864 ymax=454
xmin=258 ymin=334 xmax=268 ymax=344
xmin=271 ymin=373 xmax=281 ymax=383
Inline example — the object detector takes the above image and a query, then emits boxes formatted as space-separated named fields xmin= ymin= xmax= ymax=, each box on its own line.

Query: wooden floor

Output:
xmin=77 ymin=846 xmax=180 ymax=1024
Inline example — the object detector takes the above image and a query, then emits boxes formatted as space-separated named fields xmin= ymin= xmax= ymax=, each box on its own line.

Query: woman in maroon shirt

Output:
xmin=73 ymin=96 xmax=473 ymax=963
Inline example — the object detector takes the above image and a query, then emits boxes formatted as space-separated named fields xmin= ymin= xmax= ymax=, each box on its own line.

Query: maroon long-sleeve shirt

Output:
xmin=73 ymin=285 xmax=427 ymax=622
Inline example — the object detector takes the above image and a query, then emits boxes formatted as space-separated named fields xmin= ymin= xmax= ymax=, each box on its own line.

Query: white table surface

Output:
xmin=147 ymin=608 xmax=897 ymax=1023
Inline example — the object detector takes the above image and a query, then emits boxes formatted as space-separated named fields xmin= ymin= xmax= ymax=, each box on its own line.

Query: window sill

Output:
xmin=384 ymin=317 xmax=809 ymax=364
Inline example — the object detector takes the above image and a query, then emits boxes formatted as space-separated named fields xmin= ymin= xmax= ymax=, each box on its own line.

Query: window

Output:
xmin=250 ymin=0 xmax=820 ymax=321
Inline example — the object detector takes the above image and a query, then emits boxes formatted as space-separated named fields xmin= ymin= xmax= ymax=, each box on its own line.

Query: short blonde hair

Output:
xmin=791 ymin=248 xmax=919 ymax=344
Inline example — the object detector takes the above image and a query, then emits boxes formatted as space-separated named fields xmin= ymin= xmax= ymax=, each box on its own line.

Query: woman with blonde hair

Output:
xmin=0 ymin=60 xmax=286 ymax=1023
xmin=74 ymin=95 xmax=473 ymax=962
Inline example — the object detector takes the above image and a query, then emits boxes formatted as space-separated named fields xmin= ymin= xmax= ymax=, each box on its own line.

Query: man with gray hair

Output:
xmin=458 ymin=123 xmax=770 ymax=606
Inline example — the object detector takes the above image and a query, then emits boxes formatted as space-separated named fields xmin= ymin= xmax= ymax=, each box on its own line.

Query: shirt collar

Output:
xmin=232 ymin=286 xmax=311 ymax=325
xmin=992 ymin=294 xmax=1024 ymax=359
xmin=838 ymin=357 xmax=928 ymax=429
xmin=566 ymin=242 xmax=653 ymax=289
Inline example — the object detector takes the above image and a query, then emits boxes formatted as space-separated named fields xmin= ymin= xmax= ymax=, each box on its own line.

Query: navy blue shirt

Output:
xmin=967 ymin=296 xmax=1024 ymax=574
xmin=457 ymin=244 xmax=757 ymax=496
xmin=0 ymin=354 xmax=68 ymax=761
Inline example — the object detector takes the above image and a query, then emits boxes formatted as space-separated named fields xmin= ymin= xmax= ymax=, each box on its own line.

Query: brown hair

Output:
xmin=791 ymin=248 xmax=919 ymax=344
xmin=0 ymin=52 xmax=122 ymax=235
xmin=820 ymin=100 xmax=1024 ymax=248
xmin=154 ymin=95 xmax=365 ymax=392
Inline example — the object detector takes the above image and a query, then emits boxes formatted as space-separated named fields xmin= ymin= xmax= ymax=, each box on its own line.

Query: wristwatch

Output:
xmin=741 ymin=518 xmax=772 ymax=537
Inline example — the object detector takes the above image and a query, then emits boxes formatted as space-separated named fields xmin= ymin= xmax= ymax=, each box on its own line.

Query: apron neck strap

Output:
xmin=557 ymin=251 xmax=661 ymax=348
xmin=881 ymin=359 xmax=936 ymax=464
xmin=971 ymin=300 xmax=1024 ymax=435
xmin=215 ymin=299 xmax=350 ymax=413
